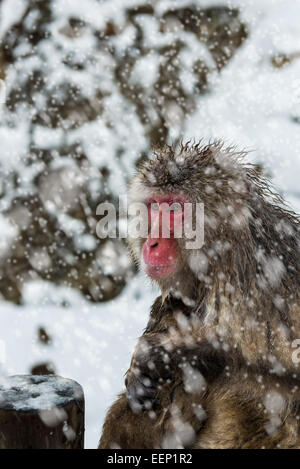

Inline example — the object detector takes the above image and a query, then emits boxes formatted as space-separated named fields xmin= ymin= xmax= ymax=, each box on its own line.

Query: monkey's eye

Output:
xmin=151 ymin=202 xmax=160 ymax=211
xmin=168 ymin=202 xmax=182 ymax=213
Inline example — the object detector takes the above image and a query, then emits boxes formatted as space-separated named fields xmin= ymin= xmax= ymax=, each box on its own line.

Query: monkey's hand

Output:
xmin=125 ymin=334 xmax=181 ymax=411
xmin=125 ymin=365 xmax=158 ymax=413
xmin=125 ymin=333 xmax=173 ymax=412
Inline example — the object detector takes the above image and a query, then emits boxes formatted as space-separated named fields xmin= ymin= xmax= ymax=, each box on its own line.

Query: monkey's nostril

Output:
xmin=151 ymin=242 xmax=159 ymax=249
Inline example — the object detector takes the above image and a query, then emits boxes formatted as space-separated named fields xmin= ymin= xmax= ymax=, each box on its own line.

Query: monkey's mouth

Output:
xmin=145 ymin=263 xmax=177 ymax=279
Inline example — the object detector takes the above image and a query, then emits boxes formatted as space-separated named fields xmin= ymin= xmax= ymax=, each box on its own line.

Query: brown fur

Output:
xmin=99 ymin=141 xmax=300 ymax=449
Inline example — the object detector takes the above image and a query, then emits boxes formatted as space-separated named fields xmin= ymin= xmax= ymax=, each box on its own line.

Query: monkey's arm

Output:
xmin=125 ymin=330 xmax=231 ymax=410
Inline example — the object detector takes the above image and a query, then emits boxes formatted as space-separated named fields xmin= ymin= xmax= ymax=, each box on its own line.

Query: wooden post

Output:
xmin=0 ymin=375 xmax=84 ymax=449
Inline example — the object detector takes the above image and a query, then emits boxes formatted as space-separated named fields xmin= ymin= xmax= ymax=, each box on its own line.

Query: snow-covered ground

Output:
xmin=0 ymin=0 xmax=300 ymax=449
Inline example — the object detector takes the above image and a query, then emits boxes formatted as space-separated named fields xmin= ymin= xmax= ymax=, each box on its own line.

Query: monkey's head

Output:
xmin=128 ymin=141 xmax=257 ymax=301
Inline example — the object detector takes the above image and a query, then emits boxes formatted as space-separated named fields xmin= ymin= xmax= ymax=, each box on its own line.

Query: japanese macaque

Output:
xmin=99 ymin=141 xmax=300 ymax=449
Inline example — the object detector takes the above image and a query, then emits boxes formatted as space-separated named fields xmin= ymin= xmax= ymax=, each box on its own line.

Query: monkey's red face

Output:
xmin=142 ymin=196 xmax=185 ymax=280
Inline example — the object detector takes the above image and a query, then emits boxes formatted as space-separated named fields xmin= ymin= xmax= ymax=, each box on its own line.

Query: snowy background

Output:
xmin=0 ymin=0 xmax=299 ymax=448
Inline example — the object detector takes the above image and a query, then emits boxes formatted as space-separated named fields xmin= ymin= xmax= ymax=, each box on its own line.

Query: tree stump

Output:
xmin=0 ymin=375 xmax=84 ymax=449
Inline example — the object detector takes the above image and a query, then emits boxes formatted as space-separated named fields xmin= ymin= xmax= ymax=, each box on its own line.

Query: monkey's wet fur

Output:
xmin=99 ymin=141 xmax=300 ymax=449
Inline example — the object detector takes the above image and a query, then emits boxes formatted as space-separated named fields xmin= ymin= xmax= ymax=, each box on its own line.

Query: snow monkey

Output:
xmin=99 ymin=141 xmax=300 ymax=449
